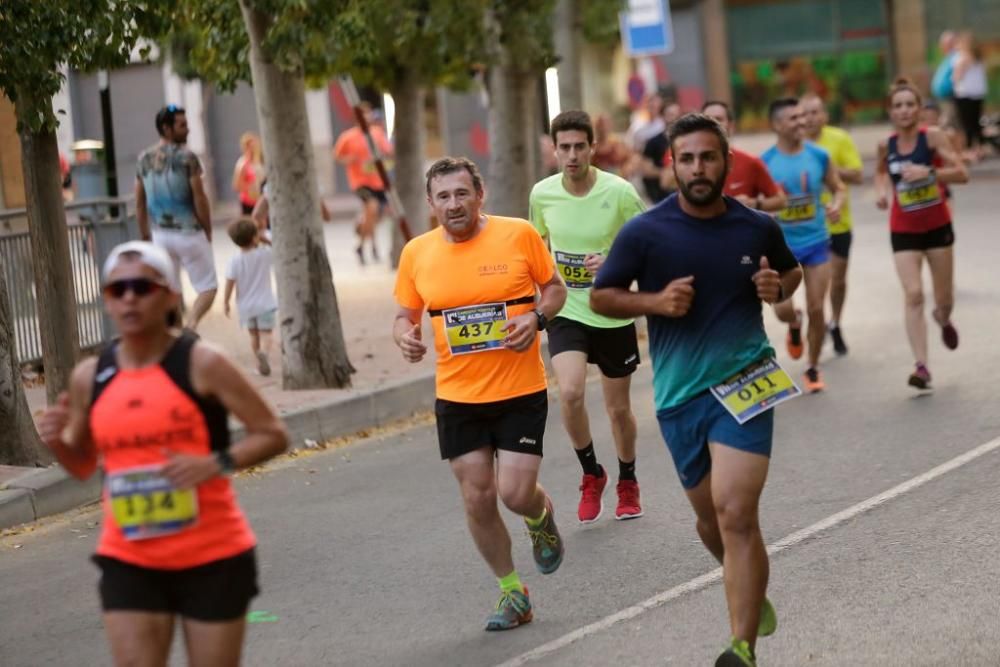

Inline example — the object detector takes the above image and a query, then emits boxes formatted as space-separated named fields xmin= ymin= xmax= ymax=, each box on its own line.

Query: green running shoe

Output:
xmin=484 ymin=587 xmax=532 ymax=631
xmin=526 ymin=496 xmax=564 ymax=574
xmin=715 ymin=638 xmax=757 ymax=667
xmin=758 ymin=596 xmax=777 ymax=638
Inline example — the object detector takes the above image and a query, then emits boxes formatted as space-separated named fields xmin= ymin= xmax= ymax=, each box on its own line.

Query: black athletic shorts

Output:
xmin=546 ymin=317 xmax=640 ymax=378
xmin=355 ymin=186 xmax=388 ymax=205
xmin=891 ymin=223 xmax=955 ymax=253
xmin=829 ymin=231 xmax=853 ymax=259
xmin=92 ymin=548 xmax=259 ymax=621
xmin=435 ymin=390 xmax=548 ymax=460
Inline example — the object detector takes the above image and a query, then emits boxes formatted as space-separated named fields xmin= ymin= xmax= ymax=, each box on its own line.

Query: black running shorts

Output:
xmin=891 ymin=223 xmax=955 ymax=253
xmin=829 ymin=231 xmax=853 ymax=259
xmin=93 ymin=548 xmax=259 ymax=621
xmin=435 ymin=390 xmax=548 ymax=460
xmin=355 ymin=186 xmax=388 ymax=205
xmin=546 ymin=317 xmax=640 ymax=378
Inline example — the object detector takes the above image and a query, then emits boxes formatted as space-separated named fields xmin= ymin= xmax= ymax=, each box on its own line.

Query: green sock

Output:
xmin=524 ymin=507 xmax=547 ymax=529
xmin=498 ymin=571 xmax=524 ymax=594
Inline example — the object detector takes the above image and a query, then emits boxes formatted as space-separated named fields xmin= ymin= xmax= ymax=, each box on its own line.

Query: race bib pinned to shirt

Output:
xmin=554 ymin=251 xmax=593 ymax=289
xmin=443 ymin=303 xmax=508 ymax=355
xmin=896 ymin=177 xmax=942 ymax=212
xmin=710 ymin=358 xmax=801 ymax=424
xmin=777 ymin=194 xmax=817 ymax=224
xmin=108 ymin=466 xmax=198 ymax=541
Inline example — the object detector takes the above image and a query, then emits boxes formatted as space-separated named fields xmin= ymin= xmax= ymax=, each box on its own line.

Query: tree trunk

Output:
xmin=0 ymin=263 xmax=52 ymax=466
xmin=553 ymin=0 xmax=583 ymax=111
xmin=15 ymin=93 xmax=80 ymax=406
xmin=487 ymin=52 xmax=536 ymax=219
xmin=239 ymin=2 xmax=355 ymax=389
xmin=526 ymin=78 xmax=544 ymax=186
xmin=389 ymin=76 xmax=428 ymax=267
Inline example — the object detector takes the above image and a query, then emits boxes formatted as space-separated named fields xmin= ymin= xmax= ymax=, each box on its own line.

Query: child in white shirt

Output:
xmin=224 ymin=218 xmax=278 ymax=376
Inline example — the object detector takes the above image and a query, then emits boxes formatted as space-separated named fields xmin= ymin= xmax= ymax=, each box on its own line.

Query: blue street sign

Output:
xmin=620 ymin=0 xmax=674 ymax=57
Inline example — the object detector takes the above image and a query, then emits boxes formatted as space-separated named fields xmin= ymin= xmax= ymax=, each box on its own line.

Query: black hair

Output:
xmin=668 ymin=113 xmax=730 ymax=156
xmin=155 ymin=105 xmax=185 ymax=137
xmin=768 ymin=97 xmax=799 ymax=122
xmin=550 ymin=110 xmax=594 ymax=145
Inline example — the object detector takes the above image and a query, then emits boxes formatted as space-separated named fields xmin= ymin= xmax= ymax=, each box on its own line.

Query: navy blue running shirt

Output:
xmin=594 ymin=195 xmax=798 ymax=410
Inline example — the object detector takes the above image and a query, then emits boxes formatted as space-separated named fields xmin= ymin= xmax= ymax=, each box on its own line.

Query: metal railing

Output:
xmin=1 ymin=197 xmax=139 ymax=365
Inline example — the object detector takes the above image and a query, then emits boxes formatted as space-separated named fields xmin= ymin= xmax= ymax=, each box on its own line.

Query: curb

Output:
xmin=1 ymin=341 xmax=559 ymax=532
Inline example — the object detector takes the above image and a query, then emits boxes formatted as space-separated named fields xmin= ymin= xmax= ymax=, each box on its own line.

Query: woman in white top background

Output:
xmin=952 ymin=31 xmax=989 ymax=162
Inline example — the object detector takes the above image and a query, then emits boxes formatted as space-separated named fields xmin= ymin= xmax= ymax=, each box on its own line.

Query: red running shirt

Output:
xmin=886 ymin=130 xmax=951 ymax=234
xmin=89 ymin=335 xmax=255 ymax=569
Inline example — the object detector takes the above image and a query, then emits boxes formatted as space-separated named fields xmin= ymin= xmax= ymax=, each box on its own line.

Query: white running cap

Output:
xmin=102 ymin=241 xmax=180 ymax=293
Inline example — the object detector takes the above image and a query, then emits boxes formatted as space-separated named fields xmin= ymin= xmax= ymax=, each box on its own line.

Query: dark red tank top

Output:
xmin=89 ymin=334 xmax=255 ymax=569
xmin=886 ymin=130 xmax=951 ymax=234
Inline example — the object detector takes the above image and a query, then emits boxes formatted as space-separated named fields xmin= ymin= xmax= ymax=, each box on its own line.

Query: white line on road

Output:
xmin=496 ymin=435 xmax=1000 ymax=667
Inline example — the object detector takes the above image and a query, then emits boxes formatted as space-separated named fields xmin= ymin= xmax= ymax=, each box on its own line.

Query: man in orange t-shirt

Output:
xmin=393 ymin=157 xmax=568 ymax=632
xmin=333 ymin=102 xmax=394 ymax=263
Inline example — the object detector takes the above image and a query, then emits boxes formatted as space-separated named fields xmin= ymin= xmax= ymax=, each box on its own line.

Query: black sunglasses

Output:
xmin=103 ymin=278 xmax=167 ymax=299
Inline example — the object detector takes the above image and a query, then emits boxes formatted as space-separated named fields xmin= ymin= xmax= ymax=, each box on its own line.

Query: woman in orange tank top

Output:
xmin=38 ymin=241 xmax=289 ymax=667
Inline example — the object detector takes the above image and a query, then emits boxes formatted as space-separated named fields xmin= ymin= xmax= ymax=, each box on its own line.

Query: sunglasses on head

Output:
xmin=103 ymin=278 xmax=167 ymax=299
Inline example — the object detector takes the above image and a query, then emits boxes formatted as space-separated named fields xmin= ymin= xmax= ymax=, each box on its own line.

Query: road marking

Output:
xmin=496 ymin=435 xmax=1000 ymax=667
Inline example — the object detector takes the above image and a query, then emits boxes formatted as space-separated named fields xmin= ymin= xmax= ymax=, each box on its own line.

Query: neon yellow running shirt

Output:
xmin=816 ymin=125 xmax=862 ymax=235
xmin=529 ymin=167 xmax=645 ymax=328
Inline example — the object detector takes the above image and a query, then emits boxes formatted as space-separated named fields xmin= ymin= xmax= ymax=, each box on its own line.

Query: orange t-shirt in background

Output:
xmin=333 ymin=126 xmax=393 ymax=192
xmin=395 ymin=216 xmax=555 ymax=404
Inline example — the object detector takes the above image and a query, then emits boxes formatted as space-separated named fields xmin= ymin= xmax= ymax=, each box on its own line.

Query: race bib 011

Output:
xmin=555 ymin=251 xmax=593 ymax=289
xmin=108 ymin=466 xmax=198 ymax=541
xmin=777 ymin=194 xmax=817 ymax=224
xmin=443 ymin=303 xmax=508 ymax=355
xmin=710 ymin=358 xmax=802 ymax=424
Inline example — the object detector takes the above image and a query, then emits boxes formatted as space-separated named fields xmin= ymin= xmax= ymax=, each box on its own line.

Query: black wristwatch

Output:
xmin=534 ymin=309 xmax=548 ymax=331
xmin=215 ymin=449 xmax=236 ymax=475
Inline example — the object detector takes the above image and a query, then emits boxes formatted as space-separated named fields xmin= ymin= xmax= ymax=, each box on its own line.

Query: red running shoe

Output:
xmin=577 ymin=467 xmax=607 ymax=524
xmin=615 ymin=480 xmax=643 ymax=520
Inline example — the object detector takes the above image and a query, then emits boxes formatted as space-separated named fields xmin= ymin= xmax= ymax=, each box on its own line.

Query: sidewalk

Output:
xmin=6 ymin=214 xmax=441 ymax=530
xmin=23 ymin=211 xmax=428 ymax=419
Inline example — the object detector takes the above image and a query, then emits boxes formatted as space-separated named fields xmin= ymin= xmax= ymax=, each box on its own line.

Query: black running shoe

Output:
xmin=829 ymin=324 xmax=848 ymax=356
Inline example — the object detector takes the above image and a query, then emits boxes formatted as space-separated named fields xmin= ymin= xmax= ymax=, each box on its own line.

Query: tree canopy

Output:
xmin=0 ymin=1 xmax=163 ymax=131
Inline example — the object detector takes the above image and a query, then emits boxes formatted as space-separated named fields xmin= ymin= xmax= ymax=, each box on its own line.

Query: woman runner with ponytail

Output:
xmin=875 ymin=79 xmax=968 ymax=389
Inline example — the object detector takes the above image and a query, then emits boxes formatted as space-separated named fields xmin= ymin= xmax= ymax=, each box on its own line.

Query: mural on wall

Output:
xmin=731 ymin=50 xmax=888 ymax=132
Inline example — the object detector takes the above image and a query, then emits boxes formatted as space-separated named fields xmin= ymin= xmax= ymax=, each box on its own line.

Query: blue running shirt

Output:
xmin=760 ymin=142 xmax=830 ymax=252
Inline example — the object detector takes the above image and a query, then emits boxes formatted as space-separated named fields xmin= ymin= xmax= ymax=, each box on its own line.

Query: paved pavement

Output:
xmin=2 ymin=167 xmax=999 ymax=666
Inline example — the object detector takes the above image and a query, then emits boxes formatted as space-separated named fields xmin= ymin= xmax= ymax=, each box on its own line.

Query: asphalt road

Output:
xmin=1 ymin=171 xmax=998 ymax=667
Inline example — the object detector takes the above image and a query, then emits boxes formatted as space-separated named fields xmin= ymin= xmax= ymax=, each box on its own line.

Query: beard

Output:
xmin=678 ymin=175 xmax=725 ymax=206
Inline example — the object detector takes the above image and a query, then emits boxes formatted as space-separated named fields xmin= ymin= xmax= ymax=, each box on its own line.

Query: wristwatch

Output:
xmin=534 ymin=309 xmax=548 ymax=331
xmin=215 ymin=449 xmax=236 ymax=475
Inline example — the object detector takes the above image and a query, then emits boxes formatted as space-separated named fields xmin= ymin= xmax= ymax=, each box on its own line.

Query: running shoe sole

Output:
xmin=615 ymin=509 xmax=644 ymax=520
xmin=715 ymin=651 xmax=755 ymax=667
